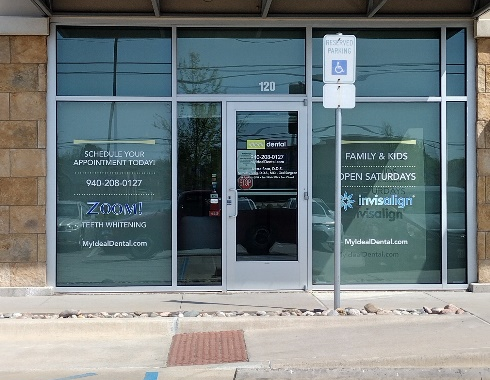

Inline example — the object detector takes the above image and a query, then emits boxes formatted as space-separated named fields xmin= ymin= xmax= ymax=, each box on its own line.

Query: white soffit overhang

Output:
xmin=0 ymin=0 xmax=47 ymax=35
xmin=0 ymin=17 xmax=48 ymax=35
xmin=476 ymin=10 xmax=490 ymax=37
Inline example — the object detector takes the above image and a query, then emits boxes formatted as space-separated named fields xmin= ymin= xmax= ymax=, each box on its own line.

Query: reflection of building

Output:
xmin=0 ymin=1 xmax=488 ymax=292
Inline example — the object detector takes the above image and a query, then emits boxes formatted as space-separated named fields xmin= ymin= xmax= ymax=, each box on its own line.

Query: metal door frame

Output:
xmin=224 ymin=101 xmax=308 ymax=290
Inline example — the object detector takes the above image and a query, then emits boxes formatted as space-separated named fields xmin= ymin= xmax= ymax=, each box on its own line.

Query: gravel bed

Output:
xmin=0 ymin=303 xmax=466 ymax=319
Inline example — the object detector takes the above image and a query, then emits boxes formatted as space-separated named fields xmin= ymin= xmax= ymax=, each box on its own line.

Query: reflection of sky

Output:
xmin=312 ymin=30 xmax=441 ymax=96
xmin=446 ymin=29 xmax=466 ymax=65
xmin=57 ymin=35 xmax=172 ymax=96
xmin=57 ymin=35 xmax=172 ymax=64
xmin=236 ymin=112 xmax=295 ymax=148
xmin=312 ymin=103 xmax=441 ymax=158
xmin=178 ymin=34 xmax=305 ymax=94
xmin=57 ymin=102 xmax=172 ymax=160
xmin=447 ymin=102 xmax=466 ymax=161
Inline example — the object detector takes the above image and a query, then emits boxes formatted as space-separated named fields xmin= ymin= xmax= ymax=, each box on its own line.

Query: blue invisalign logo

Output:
xmin=341 ymin=191 xmax=355 ymax=211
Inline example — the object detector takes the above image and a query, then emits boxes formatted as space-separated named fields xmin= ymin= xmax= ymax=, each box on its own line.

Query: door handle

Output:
xmin=229 ymin=188 xmax=238 ymax=218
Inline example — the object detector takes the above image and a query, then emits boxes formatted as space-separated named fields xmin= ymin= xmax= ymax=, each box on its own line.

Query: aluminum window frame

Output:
xmin=47 ymin=20 xmax=476 ymax=292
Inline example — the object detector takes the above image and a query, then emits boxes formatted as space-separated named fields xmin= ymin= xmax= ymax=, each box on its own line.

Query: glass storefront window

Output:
xmin=53 ymin=25 xmax=469 ymax=289
xmin=56 ymin=102 xmax=172 ymax=286
xmin=312 ymin=29 xmax=440 ymax=97
xmin=177 ymin=28 xmax=305 ymax=94
xmin=447 ymin=102 xmax=467 ymax=283
xmin=177 ymin=103 xmax=222 ymax=285
xmin=57 ymin=27 xmax=172 ymax=97
xmin=447 ymin=29 xmax=466 ymax=96
xmin=312 ymin=102 xmax=441 ymax=284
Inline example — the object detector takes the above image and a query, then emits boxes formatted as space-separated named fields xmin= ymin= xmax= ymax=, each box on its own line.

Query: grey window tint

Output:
xmin=313 ymin=29 xmax=440 ymax=97
xmin=447 ymin=102 xmax=467 ymax=284
xmin=177 ymin=28 xmax=305 ymax=94
xmin=57 ymin=27 xmax=171 ymax=96
xmin=447 ymin=29 xmax=466 ymax=96
xmin=177 ymin=103 xmax=222 ymax=285
xmin=56 ymin=101 xmax=172 ymax=286
xmin=312 ymin=102 xmax=441 ymax=285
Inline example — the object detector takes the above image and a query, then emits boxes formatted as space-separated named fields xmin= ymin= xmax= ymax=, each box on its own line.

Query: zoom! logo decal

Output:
xmin=86 ymin=201 xmax=143 ymax=215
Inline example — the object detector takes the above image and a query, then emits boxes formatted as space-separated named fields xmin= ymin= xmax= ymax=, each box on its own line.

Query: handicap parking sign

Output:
xmin=323 ymin=35 xmax=356 ymax=83
xmin=332 ymin=60 xmax=347 ymax=76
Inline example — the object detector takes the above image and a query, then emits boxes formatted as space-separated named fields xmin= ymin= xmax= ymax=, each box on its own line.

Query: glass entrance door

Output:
xmin=226 ymin=102 xmax=307 ymax=290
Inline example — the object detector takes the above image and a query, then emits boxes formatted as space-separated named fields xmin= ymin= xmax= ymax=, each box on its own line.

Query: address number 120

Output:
xmin=259 ymin=81 xmax=276 ymax=92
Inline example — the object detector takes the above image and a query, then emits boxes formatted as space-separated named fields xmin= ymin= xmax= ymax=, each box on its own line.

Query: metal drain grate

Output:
xmin=167 ymin=330 xmax=248 ymax=366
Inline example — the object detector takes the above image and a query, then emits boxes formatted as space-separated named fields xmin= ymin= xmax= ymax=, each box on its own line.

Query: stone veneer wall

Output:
xmin=0 ymin=35 xmax=47 ymax=287
xmin=478 ymin=38 xmax=490 ymax=283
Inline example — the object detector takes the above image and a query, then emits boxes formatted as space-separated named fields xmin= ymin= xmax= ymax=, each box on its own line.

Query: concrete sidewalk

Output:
xmin=0 ymin=290 xmax=489 ymax=380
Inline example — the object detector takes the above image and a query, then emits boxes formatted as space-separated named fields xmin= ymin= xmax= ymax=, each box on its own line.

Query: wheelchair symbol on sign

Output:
xmin=332 ymin=60 xmax=347 ymax=75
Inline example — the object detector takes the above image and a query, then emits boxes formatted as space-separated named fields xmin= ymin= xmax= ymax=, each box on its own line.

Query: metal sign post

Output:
xmin=334 ymin=107 xmax=342 ymax=310
xmin=323 ymin=34 xmax=356 ymax=310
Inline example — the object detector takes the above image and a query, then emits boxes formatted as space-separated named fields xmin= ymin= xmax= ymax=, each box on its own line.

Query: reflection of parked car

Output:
xmin=402 ymin=186 xmax=466 ymax=271
xmin=312 ymin=198 xmax=336 ymax=250
xmin=238 ymin=197 xmax=257 ymax=210
xmin=236 ymin=196 xmax=296 ymax=255
xmin=103 ymin=200 xmax=172 ymax=260
xmin=349 ymin=186 xmax=467 ymax=273
xmin=178 ymin=190 xmax=222 ymax=217
xmin=57 ymin=201 xmax=89 ymax=249
xmin=177 ymin=190 xmax=222 ymax=252
xmin=177 ymin=190 xmax=287 ymax=255
xmin=284 ymin=197 xmax=337 ymax=250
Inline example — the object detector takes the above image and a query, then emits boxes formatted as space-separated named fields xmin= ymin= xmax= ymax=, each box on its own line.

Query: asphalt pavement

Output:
xmin=0 ymin=290 xmax=489 ymax=380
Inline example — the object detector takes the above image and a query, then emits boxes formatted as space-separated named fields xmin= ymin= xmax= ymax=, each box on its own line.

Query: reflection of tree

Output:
xmin=57 ymin=147 xmax=84 ymax=201
xmin=377 ymin=123 xmax=440 ymax=186
xmin=382 ymin=122 xmax=394 ymax=138
xmin=176 ymin=52 xmax=223 ymax=191
xmin=178 ymin=52 xmax=223 ymax=94
xmin=178 ymin=103 xmax=221 ymax=191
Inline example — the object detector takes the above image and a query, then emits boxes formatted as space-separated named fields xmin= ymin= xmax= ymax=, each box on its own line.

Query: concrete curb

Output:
xmin=265 ymin=352 xmax=490 ymax=370
xmin=235 ymin=368 xmax=490 ymax=380
xmin=174 ymin=313 xmax=472 ymax=333
xmin=0 ymin=313 xmax=472 ymax=338
xmin=0 ymin=318 xmax=175 ymax=339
